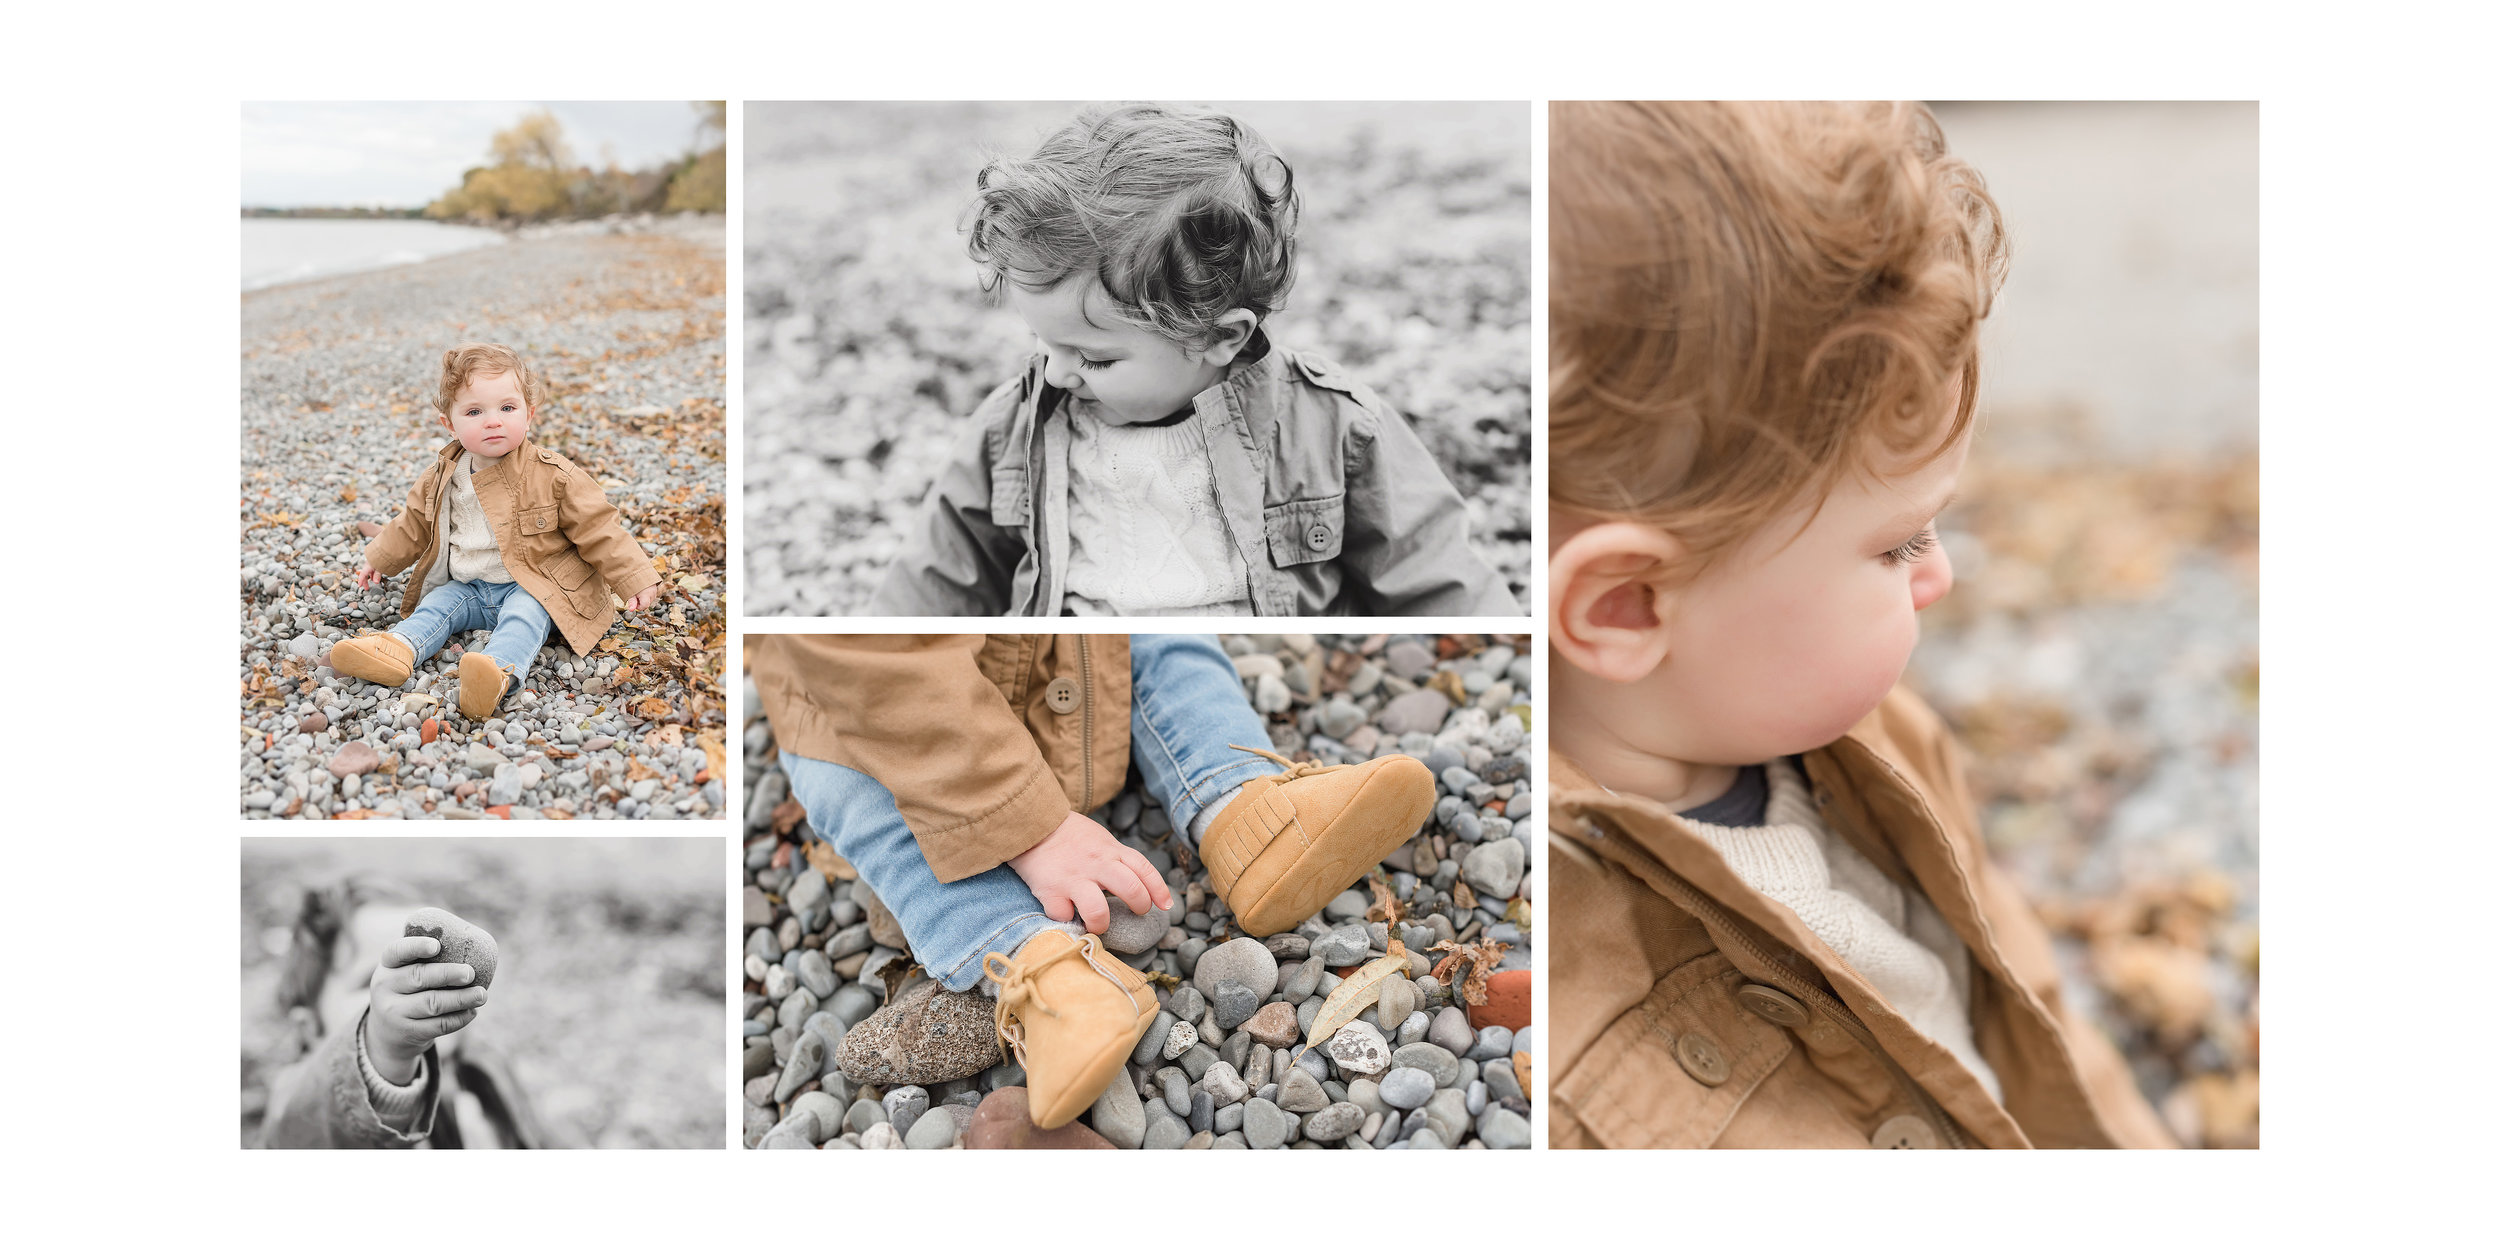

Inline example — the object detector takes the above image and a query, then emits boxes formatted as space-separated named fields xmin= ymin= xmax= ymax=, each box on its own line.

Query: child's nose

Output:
xmin=1910 ymin=542 xmax=1955 ymax=611
xmin=1040 ymin=347 xmax=1083 ymax=391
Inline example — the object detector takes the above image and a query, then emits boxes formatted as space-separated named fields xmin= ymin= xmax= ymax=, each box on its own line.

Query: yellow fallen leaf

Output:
xmin=1306 ymin=953 xmax=1408 ymax=1048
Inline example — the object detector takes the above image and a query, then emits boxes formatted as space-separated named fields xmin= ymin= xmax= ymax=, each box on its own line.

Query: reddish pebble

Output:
xmin=454 ymin=781 xmax=478 ymax=799
xmin=770 ymin=842 xmax=793 ymax=870
xmin=298 ymin=712 xmax=328 ymax=734
xmin=485 ymin=805 xmax=512 ymax=820
xmin=961 ymin=1088 xmax=1115 ymax=1149
xmin=357 ymin=521 xmax=383 ymax=538
xmin=326 ymin=741 xmax=381 ymax=777
xmin=419 ymin=718 xmax=439 ymax=744
xmin=1469 ymin=968 xmax=1531 ymax=1031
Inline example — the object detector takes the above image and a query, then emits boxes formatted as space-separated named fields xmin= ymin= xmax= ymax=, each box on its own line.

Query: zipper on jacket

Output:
xmin=1579 ymin=812 xmax=1974 ymax=1149
xmin=1075 ymin=636 xmax=1095 ymax=809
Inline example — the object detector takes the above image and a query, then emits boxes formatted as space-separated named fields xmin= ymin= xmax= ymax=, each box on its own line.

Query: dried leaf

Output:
xmin=1306 ymin=954 xmax=1408 ymax=1047
xmin=771 ymin=798 xmax=808 ymax=836
xmin=1512 ymin=1050 xmax=1532 ymax=1090
xmin=1140 ymin=969 xmax=1184 ymax=992
xmin=624 ymin=758 xmax=659 ymax=783
xmin=694 ymin=730 xmax=726 ymax=778
xmin=803 ymin=840 xmax=856 ymax=882
xmin=1428 ymin=937 xmax=1511 ymax=1006
xmin=877 ymin=959 xmax=923 ymax=1000
xmin=1363 ymin=868 xmax=1407 ymax=926
xmin=339 ymin=485 xmax=359 ymax=503
xmin=1452 ymin=880 xmax=1478 ymax=912
xmin=630 ymin=696 xmax=673 ymax=721
xmin=1504 ymin=896 xmax=1533 ymax=934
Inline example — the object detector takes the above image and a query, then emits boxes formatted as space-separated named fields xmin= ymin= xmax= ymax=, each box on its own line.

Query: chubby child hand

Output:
xmin=623 ymin=584 xmax=662 ymax=613
xmin=362 ymin=934 xmax=488 ymax=1085
xmin=351 ymin=562 xmax=383 ymax=589
xmin=1007 ymin=810 xmax=1175 ymax=934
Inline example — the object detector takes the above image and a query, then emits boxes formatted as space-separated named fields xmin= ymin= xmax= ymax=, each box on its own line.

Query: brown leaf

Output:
xmin=694 ymin=730 xmax=726 ymax=778
xmin=771 ymin=798 xmax=808 ymax=836
xmin=339 ymin=485 xmax=359 ymax=503
xmin=804 ymin=840 xmax=856 ymax=882
xmin=1512 ymin=1050 xmax=1532 ymax=1090
xmin=624 ymin=758 xmax=659 ymax=782
xmin=630 ymin=696 xmax=673 ymax=721
xmin=1452 ymin=880 xmax=1478 ymax=913
xmin=877 ymin=959 xmax=924 ymax=1001
xmin=1428 ymin=937 xmax=1511 ymax=1006
xmin=1363 ymin=868 xmax=1407 ymax=926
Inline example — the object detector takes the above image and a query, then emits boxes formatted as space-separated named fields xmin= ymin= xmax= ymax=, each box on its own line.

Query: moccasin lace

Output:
xmin=1229 ymin=743 xmax=1335 ymax=783
xmin=983 ymin=935 xmax=1097 ymax=1063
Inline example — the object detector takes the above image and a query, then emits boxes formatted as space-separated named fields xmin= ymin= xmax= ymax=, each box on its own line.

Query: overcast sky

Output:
xmin=243 ymin=101 xmax=716 ymax=208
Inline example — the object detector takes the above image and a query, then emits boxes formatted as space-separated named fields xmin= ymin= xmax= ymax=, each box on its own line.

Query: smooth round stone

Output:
xmin=1303 ymin=1101 xmax=1364 ymax=1142
xmin=1392 ymin=1041 xmax=1463 ymax=1088
xmin=1190 ymin=938 xmax=1279 ymax=1000
xmin=1143 ymin=1115 xmax=1191 ymax=1150
xmin=1211 ymin=981 xmax=1260 ymax=1030
xmin=1101 ymin=898 xmax=1172 ymax=954
xmin=1477 ymin=1106 xmax=1531 ymax=1149
xmin=401 ymin=907 xmax=498 ymax=989
xmin=905 ymin=1108 xmax=960 ymax=1149
xmin=1324 ymin=1021 xmax=1392 ymax=1076
xmin=1467 ymin=1024 xmax=1515 ymax=1062
xmin=964 ymin=1088 xmax=1115 ymax=1149
xmin=1427 ymin=1006 xmax=1476 ymax=1056
xmin=1276 ymin=1066 xmax=1330 ymax=1113
xmin=789 ymin=1091 xmax=844 ymax=1144
xmin=882 ymin=1085 xmax=930 ymax=1140
xmin=1162 ymin=1019 xmax=1200 ymax=1061
xmin=1088 ymin=1072 xmax=1147 ymax=1149
xmin=1309 ymin=924 xmax=1370 ymax=966
xmin=1379 ymin=1067 xmax=1435 ymax=1110
xmin=797 ymin=949 xmax=835 ymax=998
xmin=758 ymin=1110 xmax=818 ymax=1149
xmin=1243 ymin=1001 xmax=1302 ymax=1049
xmin=1130 ymin=1011 xmax=1176 ymax=1067
xmin=1242 ymin=1098 xmax=1294 ymax=1150
xmin=1461 ymin=837 xmax=1526 ymax=899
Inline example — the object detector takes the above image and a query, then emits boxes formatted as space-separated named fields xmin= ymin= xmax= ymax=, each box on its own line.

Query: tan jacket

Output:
xmin=1549 ymin=686 xmax=2174 ymax=1149
xmin=870 ymin=344 xmax=1521 ymax=617
xmin=365 ymin=437 xmax=661 ymax=656
xmin=748 ymin=635 xmax=1130 ymax=883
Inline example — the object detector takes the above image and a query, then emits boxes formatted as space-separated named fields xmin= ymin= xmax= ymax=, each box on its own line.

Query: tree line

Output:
xmin=424 ymin=103 xmax=725 ymax=224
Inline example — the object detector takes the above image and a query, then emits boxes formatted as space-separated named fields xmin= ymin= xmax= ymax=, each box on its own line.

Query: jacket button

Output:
xmin=1673 ymin=1033 xmax=1730 ymax=1086
xmin=1871 ymin=1114 xmax=1940 ymax=1149
xmin=1736 ymin=983 xmax=1811 ymax=1030
xmin=1044 ymin=678 xmax=1080 ymax=714
xmin=1305 ymin=522 xmax=1332 ymax=551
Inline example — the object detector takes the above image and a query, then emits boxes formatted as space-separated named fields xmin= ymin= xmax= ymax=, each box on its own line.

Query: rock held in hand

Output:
xmin=402 ymin=906 xmax=498 ymax=990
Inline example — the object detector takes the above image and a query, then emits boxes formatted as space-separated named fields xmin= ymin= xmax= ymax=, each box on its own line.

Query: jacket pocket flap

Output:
xmin=1552 ymin=953 xmax=1793 ymax=1149
xmin=518 ymin=504 xmax=560 ymax=535
xmin=547 ymin=550 xmax=597 ymax=591
xmin=988 ymin=465 xmax=1029 ymax=527
xmin=1262 ymin=493 xmax=1345 ymax=567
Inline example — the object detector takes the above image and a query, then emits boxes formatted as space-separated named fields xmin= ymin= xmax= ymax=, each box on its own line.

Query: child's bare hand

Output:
xmin=363 ymin=935 xmax=488 ymax=1084
xmin=351 ymin=563 xmax=383 ymax=589
xmin=623 ymin=584 xmax=662 ymax=612
xmin=1007 ymin=811 xmax=1174 ymax=933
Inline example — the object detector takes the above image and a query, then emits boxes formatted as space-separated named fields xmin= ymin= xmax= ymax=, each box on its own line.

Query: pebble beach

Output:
xmin=741 ymin=633 xmax=1536 ymax=1150
xmin=239 ymin=216 xmax=728 ymax=819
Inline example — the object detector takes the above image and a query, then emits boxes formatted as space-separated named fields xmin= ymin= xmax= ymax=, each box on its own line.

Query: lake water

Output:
xmin=242 ymin=218 xmax=506 ymax=291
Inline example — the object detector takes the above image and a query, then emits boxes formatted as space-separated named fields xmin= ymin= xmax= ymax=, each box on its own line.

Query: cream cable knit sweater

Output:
xmin=1682 ymin=758 xmax=2003 ymax=1100
xmin=1060 ymin=401 xmax=1252 ymax=615
xmin=444 ymin=452 xmax=515 ymax=585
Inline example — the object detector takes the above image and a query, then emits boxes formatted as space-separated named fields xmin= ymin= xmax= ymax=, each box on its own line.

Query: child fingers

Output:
xmin=1070 ymin=882 xmax=1110 ymax=934
xmin=1120 ymin=847 xmax=1174 ymax=911
xmin=412 ymin=986 xmax=489 ymax=1019
xmin=1103 ymin=861 xmax=1157 ymax=918
xmin=377 ymin=936 xmax=441 ymax=969
xmin=1039 ymin=894 xmax=1076 ymax=924
xmin=419 ymin=1008 xmax=479 ymax=1039
xmin=405 ymin=961 xmax=477 ymax=991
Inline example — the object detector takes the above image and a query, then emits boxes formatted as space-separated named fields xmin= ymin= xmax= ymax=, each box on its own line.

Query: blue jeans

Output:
xmin=388 ymin=579 xmax=553 ymax=708
xmin=781 ymin=634 xmax=1281 ymax=991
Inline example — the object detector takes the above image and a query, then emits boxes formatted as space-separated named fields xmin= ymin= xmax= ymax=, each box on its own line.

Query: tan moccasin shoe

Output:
xmin=1199 ymin=745 xmax=1436 ymax=937
xmin=985 ymin=931 xmax=1156 ymax=1129
xmin=327 ymin=633 xmax=414 ymax=688
xmin=458 ymin=651 xmax=512 ymax=720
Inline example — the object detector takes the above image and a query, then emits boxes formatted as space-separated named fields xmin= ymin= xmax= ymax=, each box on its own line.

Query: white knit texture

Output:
xmin=1059 ymin=401 xmax=1252 ymax=615
xmin=443 ymin=453 xmax=515 ymax=585
xmin=1682 ymin=758 xmax=2003 ymax=1101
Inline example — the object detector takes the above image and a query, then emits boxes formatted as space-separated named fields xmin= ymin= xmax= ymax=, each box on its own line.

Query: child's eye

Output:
xmin=1880 ymin=526 xmax=1938 ymax=567
xmin=1077 ymin=355 xmax=1115 ymax=371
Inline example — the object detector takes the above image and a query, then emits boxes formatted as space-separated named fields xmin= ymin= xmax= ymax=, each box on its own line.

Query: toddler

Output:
xmin=329 ymin=344 xmax=661 ymax=720
xmin=872 ymin=104 xmax=1519 ymax=617
xmin=748 ymin=634 xmax=1436 ymax=1128
xmin=1543 ymin=101 xmax=2171 ymax=1148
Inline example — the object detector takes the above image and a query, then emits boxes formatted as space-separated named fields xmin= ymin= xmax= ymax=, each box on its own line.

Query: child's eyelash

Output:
xmin=1077 ymin=356 xmax=1114 ymax=371
xmin=1881 ymin=526 xmax=1939 ymax=567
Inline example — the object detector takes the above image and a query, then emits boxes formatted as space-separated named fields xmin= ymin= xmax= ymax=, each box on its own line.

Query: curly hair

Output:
xmin=965 ymin=103 xmax=1300 ymax=352
xmin=432 ymin=342 xmax=550 ymax=421
xmin=1550 ymin=101 xmax=2007 ymax=580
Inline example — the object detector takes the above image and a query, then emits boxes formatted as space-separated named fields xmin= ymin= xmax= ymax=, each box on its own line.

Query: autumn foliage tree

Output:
xmin=428 ymin=104 xmax=727 ymax=225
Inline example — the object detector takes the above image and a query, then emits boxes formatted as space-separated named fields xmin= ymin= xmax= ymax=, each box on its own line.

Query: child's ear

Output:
xmin=1551 ymin=521 xmax=1684 ymax=684
xmin=1197 ymin=309 xmax=1261 ymax=367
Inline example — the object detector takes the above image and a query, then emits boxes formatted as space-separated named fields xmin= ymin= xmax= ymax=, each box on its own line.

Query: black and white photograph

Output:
xmin=742 ymin=101 xmax=1530 ymax=617
xmin=240 ymin=837 xmax=725 ymax=1148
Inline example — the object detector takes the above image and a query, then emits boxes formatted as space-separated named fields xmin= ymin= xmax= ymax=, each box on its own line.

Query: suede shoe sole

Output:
xmin=458 ymin=651 xmax=511 ymax=720
xmin=1202 ymin=750 xmax=1436 ymax=937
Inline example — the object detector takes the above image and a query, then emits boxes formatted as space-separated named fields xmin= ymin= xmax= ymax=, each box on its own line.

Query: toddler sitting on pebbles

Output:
xmin=748 ymin=634 xmax=1440 ymax=1135
xmin=329 ymin=343 xmax=661 ymax=720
